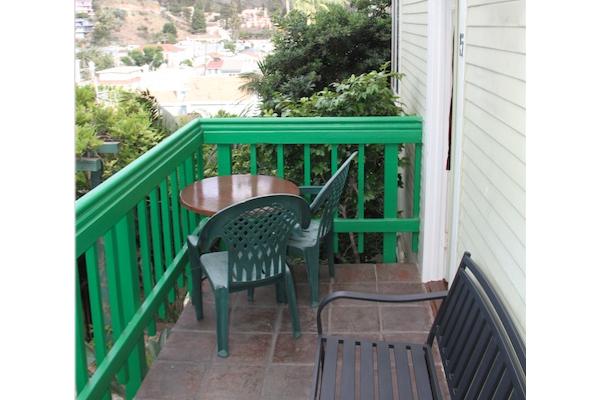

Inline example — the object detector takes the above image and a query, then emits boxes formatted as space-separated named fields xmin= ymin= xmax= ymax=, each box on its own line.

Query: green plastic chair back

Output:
xmin=197 ymin=194 xmax=311 ymax=287
xmin=310 ymin=151 xmax=357 ymax=240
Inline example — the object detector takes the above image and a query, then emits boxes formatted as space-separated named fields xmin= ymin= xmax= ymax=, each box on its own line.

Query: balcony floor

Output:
xmin=136 ymin=263 xmax=449 ymax=400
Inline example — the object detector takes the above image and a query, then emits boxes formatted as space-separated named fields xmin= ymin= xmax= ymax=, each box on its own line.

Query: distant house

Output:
xmin=148 ymin=75 xmax=259 ymax=117
xmin=75 ymin=18 xmax=94 ymax=40
xmin=206 ymin=58 xmax=224 ymax=75
xmin=75 ymin=0 xmax=93 ymax=15
xmin=158 ymin=44 xmax=187 ymax=67
xmin=95 ymin=66 xmax=145 ymax=89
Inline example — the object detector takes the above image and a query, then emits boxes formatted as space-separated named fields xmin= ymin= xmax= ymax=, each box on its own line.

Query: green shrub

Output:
xmin=75 ymin=86 xmax=170 ymax=198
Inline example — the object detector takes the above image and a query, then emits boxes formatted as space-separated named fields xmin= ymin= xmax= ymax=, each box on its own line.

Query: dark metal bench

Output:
xmin=311 ymin=252 xmax=526 ymax=399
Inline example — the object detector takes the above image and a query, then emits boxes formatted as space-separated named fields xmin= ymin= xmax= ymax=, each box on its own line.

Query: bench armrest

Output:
xmin=316 ymin=290 xmax=448 ymax=334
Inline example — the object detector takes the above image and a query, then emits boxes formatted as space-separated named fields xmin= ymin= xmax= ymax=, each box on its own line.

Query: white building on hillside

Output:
xmin=95 ymin=66 xmax=145 ymax=89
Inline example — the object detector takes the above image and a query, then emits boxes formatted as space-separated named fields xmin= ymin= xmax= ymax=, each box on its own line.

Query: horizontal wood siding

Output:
xmin=400 ymin=0 xmax=428 ymax=116
xmin=393 ymin=0 xmax=428 ymax=258
xmin=457 ymin=0 xmax=525 ymax=336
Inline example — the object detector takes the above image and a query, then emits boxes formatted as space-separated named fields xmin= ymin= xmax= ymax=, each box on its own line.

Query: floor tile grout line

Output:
xmin=260 ymin=301 xmax=283 ymax=398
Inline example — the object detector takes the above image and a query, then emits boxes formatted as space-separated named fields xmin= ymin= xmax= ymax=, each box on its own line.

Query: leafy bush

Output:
xmin=121 ymin=47 xmax=165 ymax=70
xmin=270 ymin=65 xmax=404 ymax=117
xmin=261 ymin=66 xmax=406 ymax=262
xmin=241 ymin=0 xmax=391 ymax=108
xmin=75 ymin=86 xmax=170 ymax=198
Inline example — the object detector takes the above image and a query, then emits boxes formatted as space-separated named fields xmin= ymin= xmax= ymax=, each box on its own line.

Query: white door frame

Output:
xmin=419 ymin=0 xmax=454 ymax=282
xmin=446 ymin=0 xmax=468 ymax=282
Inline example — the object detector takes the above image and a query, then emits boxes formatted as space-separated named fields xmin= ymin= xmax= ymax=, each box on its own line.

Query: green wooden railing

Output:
xmin=75 ymin=116 xmax=422 ymax=400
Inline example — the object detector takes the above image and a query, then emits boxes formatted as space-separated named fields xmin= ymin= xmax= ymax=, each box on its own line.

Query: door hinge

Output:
xmin=458 ymin=33 xmax=465 ymax=57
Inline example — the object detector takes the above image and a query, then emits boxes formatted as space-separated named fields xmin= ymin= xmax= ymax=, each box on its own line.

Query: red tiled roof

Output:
xmin=160 ymin=44 xmax=184 ymax=53
xmin=207 ymin=59 xmax=224 ymax=70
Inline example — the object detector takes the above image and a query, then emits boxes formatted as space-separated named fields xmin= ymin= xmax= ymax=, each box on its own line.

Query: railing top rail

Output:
xmin=197 ymin=115 xmax=422 ymax=124
xmin=199 ymin=116 xmax=423 ymax=144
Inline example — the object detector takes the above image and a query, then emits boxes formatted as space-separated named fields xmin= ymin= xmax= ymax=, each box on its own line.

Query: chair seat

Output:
xmin=314 ymin=335 xmax=440 ymax=400
xmin=200 ymin=251 xmax=290 ymax=289
xmin=288 ymin=219 xmax=321 ymax=250
xmin=200 ymin=252 xmax=230 ymax=289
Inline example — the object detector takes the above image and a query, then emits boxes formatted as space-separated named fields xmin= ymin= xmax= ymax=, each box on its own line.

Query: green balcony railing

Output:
xmin=75 ymin=116 xmax=422 ymax=400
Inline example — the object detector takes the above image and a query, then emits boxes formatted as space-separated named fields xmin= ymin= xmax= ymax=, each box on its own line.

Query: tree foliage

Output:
xmin=162 ymin=22 xmax=177 ymax=35
xmin=269 ymin=65 xmax=404 ymax=117
xmin=242 ymin=0 xmax=391 ymax=108
xmin=191 ymin=2 xmax=207 ymax=33
xmin=91 ymin=9 xmax=125 ymax=46
xmin=77 ymin=48 xmax=115 ymax=77
xmin=75 ymin=85 xmax=170 ymax=197
xmin=121 ymin=47 xmax=166 ymax=70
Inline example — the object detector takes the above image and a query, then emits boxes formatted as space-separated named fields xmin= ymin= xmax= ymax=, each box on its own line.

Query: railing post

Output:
xmin=412 ymin=143 xmax=422 ymax=252
xmin=114 ymin=212 xmax=147 ymax=399
xmin=217 ymin=144 xmax=232 ymax=176
xmin=383 ymin=144 xmax=399 ymax=262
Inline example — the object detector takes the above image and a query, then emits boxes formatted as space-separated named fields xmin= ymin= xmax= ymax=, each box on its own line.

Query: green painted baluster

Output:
xmin=114 ymin=212 xmax=147 ymax=398
xmin=84 ymin=243 xmax=112 ymax=400
xmin=149 ymin=189 xmax=166 ymax=319
xmin=331 ymin=145 xmax=338 ymax=252
xmin=184 ymin=156 xmax=198 ymax=233
xmin=277 ymin=144 xmax=284 ymax=178
xmin=196 ymin=148 xmax=204 ymax=180
xmin=104 ymin=228 xmax=129 ymax=384
xmin=412 ymin=143 xmax=422 ymax=252
xmin=217 ymin=144 xmax=232 ymax=176
xmin=179 ymin=161 xmax=195 ymax=293
xmin=137 ymin=200 xmax=157 ymax=335
xmin=357 ymin=144 xmax=365 ymax=253
xmin=250 ymin=144 xmax=257 ymax=175
xmin=76 ymin=267 xmax=89 ymax=394
xmin=169 ymin=172 xmax=184 ymax=289
xmin=160 ymin=180 xmax=175 ymax=304
xmin=303 ymin=144 xmax=310 ymax=186
xmin=177 ymin=164 xmax=190 ymax=238
xmin=383 ymin=144 xmax=399 ymax=263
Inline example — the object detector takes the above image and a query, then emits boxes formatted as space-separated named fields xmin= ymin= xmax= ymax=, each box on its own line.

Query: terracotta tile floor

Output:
xmin=136 ymin=263 xmax=445 ymax=400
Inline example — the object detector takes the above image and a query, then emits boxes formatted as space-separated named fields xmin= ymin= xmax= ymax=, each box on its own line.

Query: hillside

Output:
xmin=93 ymin=0 xmax=193 ymax=45
xmin=91 ymin=0 xmax=281 ymax=46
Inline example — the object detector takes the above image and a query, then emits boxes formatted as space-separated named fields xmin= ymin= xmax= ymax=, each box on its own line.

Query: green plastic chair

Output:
xmin=186 ymin=194 xmax=311 ymax=357
xmin=288 ymin=151 xmax=357 ymax=307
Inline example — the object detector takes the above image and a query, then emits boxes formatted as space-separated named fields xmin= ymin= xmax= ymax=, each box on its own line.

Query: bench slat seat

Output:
xmin=316 ymin=336 xmax=438 ymax=400
xmin=311 ymin=252 xmax=525 ymax=400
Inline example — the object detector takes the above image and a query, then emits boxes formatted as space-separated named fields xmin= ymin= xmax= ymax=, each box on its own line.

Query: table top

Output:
xmin=179 ymin=174 xmax=300 ymax=216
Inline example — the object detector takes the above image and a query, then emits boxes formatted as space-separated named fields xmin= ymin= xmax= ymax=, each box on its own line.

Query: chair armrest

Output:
xmin=298 ymin=185 xmax=323 ymax=195
xmin=316 ymin=290 xmax=448 ymax=334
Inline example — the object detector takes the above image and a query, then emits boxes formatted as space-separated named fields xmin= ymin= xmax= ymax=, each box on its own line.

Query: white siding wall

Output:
xmin=398 ymin=0 xmax=428 ymax=116
xmin=392 ymin=0 xmax=429 ymax=260
xmin=456 ymin=0 xmax=526 ymax=336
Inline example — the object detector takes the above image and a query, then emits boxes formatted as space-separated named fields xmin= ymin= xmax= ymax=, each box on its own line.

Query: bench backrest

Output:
xmin=428 ymin=252 xmax=526 ymax=399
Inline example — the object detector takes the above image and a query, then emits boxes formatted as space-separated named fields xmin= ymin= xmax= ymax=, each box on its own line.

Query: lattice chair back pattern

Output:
xmin=222 ymin=202 xmax=302 ymax=285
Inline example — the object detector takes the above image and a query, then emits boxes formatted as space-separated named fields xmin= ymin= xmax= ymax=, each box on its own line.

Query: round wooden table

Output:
xmin=179 ymin=174 xmax=301 ymax=216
